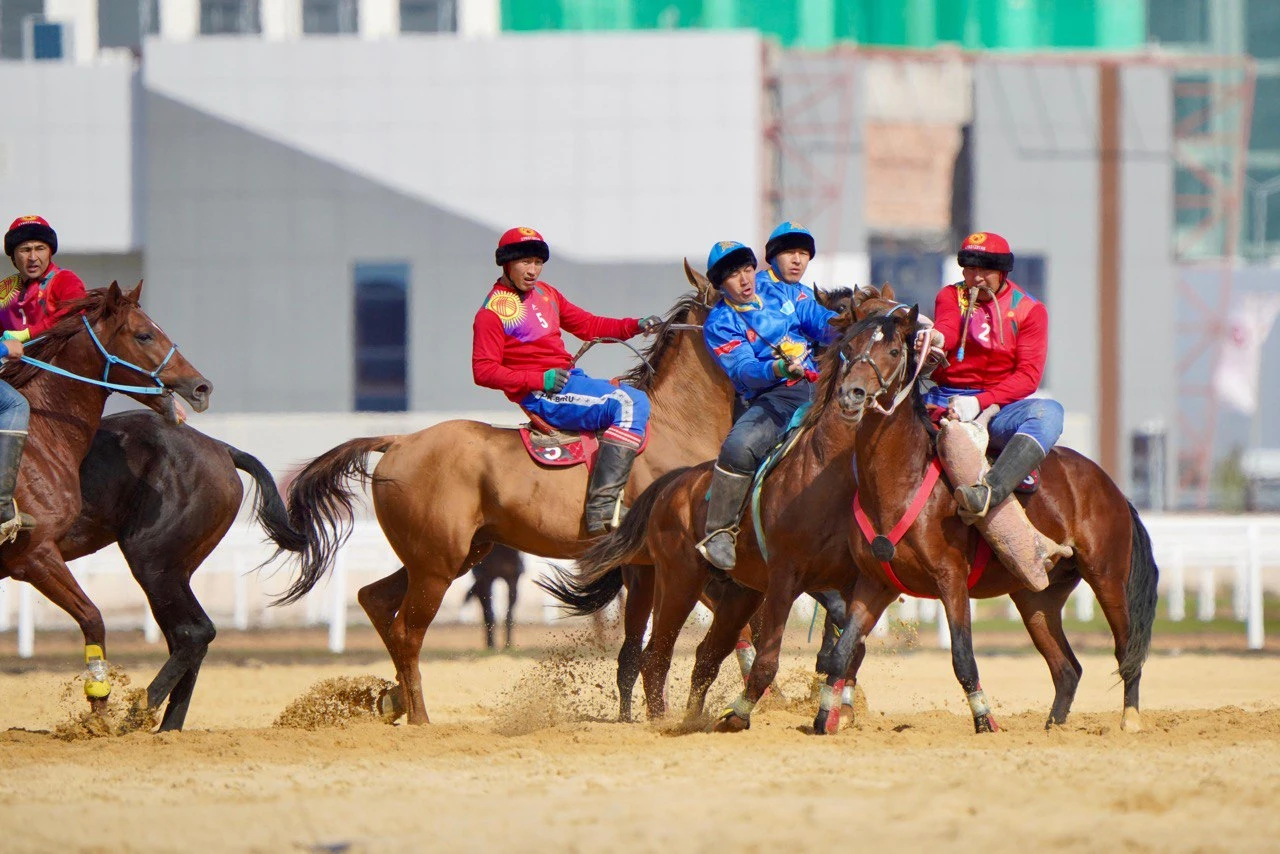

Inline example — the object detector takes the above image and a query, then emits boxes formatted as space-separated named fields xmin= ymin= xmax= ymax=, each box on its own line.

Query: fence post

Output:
xmin=1198 ymin=566 xmax=1216 ymax=622
xmin=18 ymin=584 xmax=34 ymax=659
xmin=233 ymin=553 xmax=249 ymax=631
xmin=1247 ymin=523 xmax=1264 ymax=651
xmin=328 ymin=551 xmax=348 ymax=654
xmin=143 ymin=610 xmax=161 ymax=644
xmin=936 ymin=604 xmax=951 ymax=649
xmin=0 ymin=578 xmax=9 ymax=632
xmin=1074 ymin=586 xmax=1095 ymax=622
xmin=1167 ymin=549 xmax=1185 ymax=621
xmin=1233 ymin=555 xmax=1249 ymax=621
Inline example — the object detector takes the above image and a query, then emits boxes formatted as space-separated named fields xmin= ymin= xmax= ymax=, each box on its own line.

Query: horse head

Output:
xmin=89 ymin=281 xmax=213 ymax=423
xmin=831 ymin=303 xmax=927 ymax=423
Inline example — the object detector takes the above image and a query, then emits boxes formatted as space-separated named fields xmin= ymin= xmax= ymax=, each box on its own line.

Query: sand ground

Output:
xmin=0 ymin=625 xmax=1277 ymax=853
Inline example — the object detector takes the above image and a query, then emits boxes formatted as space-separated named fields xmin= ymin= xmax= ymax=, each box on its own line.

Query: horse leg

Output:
xmin=938 ymin=583 xmax=997 ymax=734
xmin=640 ymin=561 xmax=703 ymax=721
xmin=812 ymin=589 xmax=848 ymax=675
xmin=476 ymin=580 xmax=498 ymax=650
xmin=838 ymin=639 xmax=869 ymax=729
xmin=814 ymin=577 xmax=896 ymax=736
xmin=714 ymin=574 xmax=798 ymax=733
xmin=386 ymin=565 xmax=451 ymax=725
xmin=1010 ymin=579 xmax=1082 ymax=728
xmin=685 ymin=585 xmax=764 ymax=722
xmin=1092 ymin=570 xmax=1142 ymax=732
xmin=133 ymin=565 xmax=217 ymax=731
xmin=616 ymin=566 xmax=652 ymax=723
xmin=13 ymin=543 xmax=112 ymax=711
xmin=356 ymin=567 xmax=409 ymax=721
xmin=504 ymin=575 xmax=518 ymax=650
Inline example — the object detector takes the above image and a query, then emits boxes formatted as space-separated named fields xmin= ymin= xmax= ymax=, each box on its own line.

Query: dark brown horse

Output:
xmin=58 ymin=410 xmax=303 ymax=730
xmin=541 ymin=287 xmax=902 ymax=725
xmin=280 ymin=264 xmax=738 ymax=724
xmin=0 ymin=283 xmax=211 ymax=710
xmin=463 ymin=543 xmax=523 ymax=650
xmin=750 ymin=308 xmax=1159 ymax=734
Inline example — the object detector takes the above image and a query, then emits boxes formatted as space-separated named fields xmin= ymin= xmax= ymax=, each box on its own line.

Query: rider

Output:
xmin=472 ymin=227 xmax=661 ymax=534
xmin=923 ymin=231 xmax=1063 ymax=518
xmin=0 ymin=215 xmax=87 ymax=529
xmin=697 ymin=238 xmax=839 ymax=572
xmin=761 ymin=220 xmax=817 ymax=297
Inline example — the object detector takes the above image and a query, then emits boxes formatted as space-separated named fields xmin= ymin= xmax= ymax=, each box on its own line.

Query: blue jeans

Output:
xmin=520 ymin=368 xmax=650 ymax=439
xmin=0 ymin=380 xmax=29 ymax=432
xmin=718 ymin=381 xmax=814 ymax=474
xmin=924 ymin=385 xmax=1063 ymax=452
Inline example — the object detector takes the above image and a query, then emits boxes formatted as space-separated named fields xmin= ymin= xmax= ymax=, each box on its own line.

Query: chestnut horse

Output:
xmin=0 ymin=283 xmax=211 ymax=710
xmin=60 ymin=411 xmax=303 ymax=730
xmin=540 ymin=287 xmax=903 ymax=725
xmin=719 ymin=308 xmax=1159 ymax=734
xmin=280 ymin=264 xmax=737 ymax=724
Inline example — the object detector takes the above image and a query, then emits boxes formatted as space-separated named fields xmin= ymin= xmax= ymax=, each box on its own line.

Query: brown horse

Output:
xmin=280 ymin=264 xmax=738 ymax=724
xmin=726 ymin=307 xmax=1158 ymax=734
xmin=540 ymin=287 xmax=903 ymax=725
xmin=0 ymin=283 xmax=211 ymax=710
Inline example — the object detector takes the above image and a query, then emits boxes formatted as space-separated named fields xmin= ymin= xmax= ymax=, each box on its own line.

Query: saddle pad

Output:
xmin=519 ymin=426 xmax=599 ymax=468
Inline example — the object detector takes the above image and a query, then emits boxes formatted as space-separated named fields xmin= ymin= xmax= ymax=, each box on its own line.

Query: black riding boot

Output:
xmin=695 ymin=465 xmax=753 ymax=572
xmin=955 ymin=433 xmax=1046 ymax=518
xmin=0 ymin=430 xmax=35 ymax=530
xmin=583 ymin=440 xmax=640 ymax=534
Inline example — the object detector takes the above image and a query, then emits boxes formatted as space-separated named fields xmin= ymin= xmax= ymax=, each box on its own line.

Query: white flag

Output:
xmin=1213 ymin=292 xmax=1280 ymax=414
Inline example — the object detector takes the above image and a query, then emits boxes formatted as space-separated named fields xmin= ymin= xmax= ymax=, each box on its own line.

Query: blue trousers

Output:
xmin=0 ymin=380 xmax=29 ymax=432
xmin=521 ymin=368 xmax=650 ymax=439
xmin=718 ymin=381 xmax=814 ymax=474
xmin=924 ymin=385 xmax=1063 ymax=452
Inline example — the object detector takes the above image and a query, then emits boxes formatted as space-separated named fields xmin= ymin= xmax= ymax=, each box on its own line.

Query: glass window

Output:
xmin=1246 ymin=0 xmax=1280 ymax=59
xmin=28 ymin=18 xmax=64 ymax=59
xmin=1146 ymin=0 xmax=1207 ymax=46
xmin=1250 ymin=74 xmax=1280 ymax=153
xmin=0 ymin=0 xmax=43 ymax=60
xmin=144 ymin=0 xmax=160 ymax=35
xmin=99 ymin=0 xmax=145 ymax=51
xmin=354 ymin=262 xmax=410 ymax=412
xmin=304 ymin=0 xmax=358 ymax=34
xmin=401 ymin=0 xmax=456 ymax=32
xmin=200 ymin=0 xmax=261 ymax=35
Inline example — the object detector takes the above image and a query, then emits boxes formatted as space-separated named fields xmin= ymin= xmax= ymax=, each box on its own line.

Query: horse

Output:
xmin=279 ymin=263 xmax=739 ymax=724
xmin=746 ymin=307 xmax=1158 ymax=734
xmin=540 ymin=286 xmax=903 ymax=726
xmin=463 ymin=543 xmax=523 ymax=650
xmin=58 ymin=410 xmax=304 ymax=730
xmin=0 ymin=283 xmax=211 ymax=711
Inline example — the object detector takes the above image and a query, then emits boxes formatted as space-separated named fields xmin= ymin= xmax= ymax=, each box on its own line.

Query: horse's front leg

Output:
xmin=714 ymin=574 xmax=796 ymax=733
xmin=13 ymin=541 xmax=112 ymax=712
xmin=938 ymin=580 xmax=997 ymax=733
xmin=814 ymin=575 xmax=896 ymax=735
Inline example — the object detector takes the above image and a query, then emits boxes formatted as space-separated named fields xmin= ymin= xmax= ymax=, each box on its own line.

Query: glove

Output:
xmin=948 ymin=394 xmax=980 ymax=422
xmin=637 ymin=315 xmax=662 ymax=333
xmin=543 ymin=368 xmax=570 ymax=395
xmin=915 ymin=328 xmax=945 ymax=352
xmin=772 ymin=358 xmax=806 ymax=379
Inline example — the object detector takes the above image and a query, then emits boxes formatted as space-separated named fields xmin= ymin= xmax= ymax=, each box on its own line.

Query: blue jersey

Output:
xmin=703 ymin=277 xmax=836 ymax=400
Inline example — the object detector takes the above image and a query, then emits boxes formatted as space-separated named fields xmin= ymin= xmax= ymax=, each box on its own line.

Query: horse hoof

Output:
xmin=1121 ymin=707 xmax=1143 ymax=733
xmin=377 ymin=686 xmax=407 ymax=724
xmin=88 ymin=696 xmax=110 ymax=716
xmin=713 ymin=710 xmax=750 ymax=733
xmin=840 ymin=703 xmax=857 ymax=728
xmin=974 ymin=714 xmax=999 ymax=734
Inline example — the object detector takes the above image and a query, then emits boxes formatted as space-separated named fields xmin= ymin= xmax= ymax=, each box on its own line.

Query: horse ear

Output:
xmin=106 ymin=281 xmax=124 ymax=306
xmin=830 ymin=305 xmax=855 ymax=330
xmin=684 ymin=257 xmax=713 ymax=298
xmin=126 ymin=280 xmax=144 ymax=303
xmin=880 ymin=282 xmax=896 ymax=301
xmin=905 ymin=303 xmax=920 ymax=331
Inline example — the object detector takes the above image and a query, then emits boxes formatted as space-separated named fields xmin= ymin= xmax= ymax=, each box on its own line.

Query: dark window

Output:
xmin=144 ymin=0 xmax=160 ymax=35
xmin=1251 ymin=75 xmax=1280 ymax=152
xmin=354 ymin=262 xmax=410 ymax=412
xmin=200 ymin=0 xmax=260 ymax=34
xmin=0 ymin=0 xmax=43 ymax=60
xmin=1246 ymin=0 xmax=1280 ymax=59
xmin=28 ymin=19 xmax=64 ymax=59
xmin=1146 ymin=0 xmax=1208 ymax=46
xmin=99 ymin=0 xmax=153 ymax=51
xmin=304 ymin=0 xmax=358 ymax=34
xmin=401 ymin=0 xmax=457 ymax=32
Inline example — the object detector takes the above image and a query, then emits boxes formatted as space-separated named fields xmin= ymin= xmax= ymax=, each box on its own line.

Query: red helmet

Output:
xmin=956 ymin=231 xmax=1013 ymax=273
xmin=495 ymin=227 xmax=550 ymax=266
xmin=5 ymin=215 xmax=57 ymax=257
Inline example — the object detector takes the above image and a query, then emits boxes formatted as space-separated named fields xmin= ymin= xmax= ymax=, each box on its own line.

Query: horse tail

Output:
xmin=537 ymin=466 xmax=691 ymax=617
xmin=223 ymin=444 xmax=308 ymax=555
xmin=1119 ymin=501 xmax=1160 ymax=684
xmin=274 ymin=436 xmax=396 ymax=606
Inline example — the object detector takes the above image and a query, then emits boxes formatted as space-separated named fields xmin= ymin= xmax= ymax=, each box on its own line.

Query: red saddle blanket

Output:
xmin=517 ymin=413 xmax=649 ymax=470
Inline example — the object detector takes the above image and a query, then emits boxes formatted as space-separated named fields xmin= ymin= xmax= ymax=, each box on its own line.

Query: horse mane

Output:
xmin=617 ymin=291 xmax=709 ymax=392
xmin=815 ymin=285 xmax=854 ymax=309
xmin=0 ymin=289 xmax=123 ymax=389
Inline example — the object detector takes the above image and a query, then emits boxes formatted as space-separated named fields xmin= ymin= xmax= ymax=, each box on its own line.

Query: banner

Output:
xmin=1213 ymin=292 xmax=1280 ymax=414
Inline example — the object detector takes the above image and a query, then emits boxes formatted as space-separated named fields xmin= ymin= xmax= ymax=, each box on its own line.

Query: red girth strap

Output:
xmin=852 ymin=457 xmax=990 ymax=598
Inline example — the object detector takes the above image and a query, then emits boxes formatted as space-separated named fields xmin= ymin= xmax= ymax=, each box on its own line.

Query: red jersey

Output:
xmin=930 ymin=280 xmax=1047 ymax=410
xmin=0 ymin=264 xmax=87 ymax=340
xmin=472 ymin=280 xmax=640 ymax=401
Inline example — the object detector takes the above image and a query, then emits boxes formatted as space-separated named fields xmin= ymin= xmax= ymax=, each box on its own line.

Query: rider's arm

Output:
xmin=793 ymin=294 xmax=840 ymax=345
xmin=472 ymin=310 xmax=544 ymax=397
xmin=703 ymin=314 xmax=781 ymax=391
xmin=975 ymin=301 xmax=1048 ymax=409
xmin=553 ymin=287 xmax=640 ymax=341
xmin=931 ymin=286 xmax=963 ymax=353
xmin=27 ymin=269 xmax=87 ymax=336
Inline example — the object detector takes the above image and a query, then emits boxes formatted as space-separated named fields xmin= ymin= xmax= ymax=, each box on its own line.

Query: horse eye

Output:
xmin=889 ymin=348 xmax=900 ymax=357
xmin=135 ymin=332 xmax=154 ymax=344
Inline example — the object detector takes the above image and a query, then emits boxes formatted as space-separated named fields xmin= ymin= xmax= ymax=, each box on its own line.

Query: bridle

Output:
xmin=19 ymin=312 xmax=177 ymax=396
xmin=837 ymin=307 xmax=930 ymax=417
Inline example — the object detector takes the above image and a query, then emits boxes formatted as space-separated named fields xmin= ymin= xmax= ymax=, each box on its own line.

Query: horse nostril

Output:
xmin=851 ymin=388 xmax=866 ymax=401
xmin=194 ymin=382 xmax=212 ymax=400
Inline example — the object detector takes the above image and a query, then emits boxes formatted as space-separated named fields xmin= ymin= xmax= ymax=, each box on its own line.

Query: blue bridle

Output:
xmin=17 ymin=314 xmax=177 ymax=396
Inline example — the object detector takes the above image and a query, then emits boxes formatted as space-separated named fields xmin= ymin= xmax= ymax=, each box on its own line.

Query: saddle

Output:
xmin=517 ymin=411 xmax=649 ymax=470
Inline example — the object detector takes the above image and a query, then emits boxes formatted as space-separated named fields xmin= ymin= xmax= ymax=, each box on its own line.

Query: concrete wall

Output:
xmin=972 ymin=61 xmax=1175 ymax=483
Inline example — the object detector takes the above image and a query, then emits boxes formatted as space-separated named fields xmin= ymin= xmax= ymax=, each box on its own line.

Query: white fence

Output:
xmin=0 ymin=514 xmax=1277 ymax=656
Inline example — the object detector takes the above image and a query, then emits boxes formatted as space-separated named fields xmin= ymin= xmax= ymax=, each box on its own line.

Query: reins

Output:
xmin=570 ymin=322 xmax=704 ymax=380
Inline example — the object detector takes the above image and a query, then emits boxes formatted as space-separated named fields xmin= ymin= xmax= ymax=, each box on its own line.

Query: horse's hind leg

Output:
xmin=357 ymin=567 xmax=409 ymax=720
xmin=503 ymin=574 xmax=518 ymax=650
xmin=938 ymin=582 xmax=997 ymax=734
xmin=617 ymin=566 xmax=652 ymax=723
xmin=1011 ymin=578 xmax=1082 ymax=728
xmin=387 ymin=565 xmax=452 ymax=725
xmin=138 ymin=571 xmax=216 ymax=731
xmin=685 ymin=585 xmax=762 ymax=722
xmin=640 ymin=557 xmax=703 ymax=720
xmin=475 ymin=580 xmax=498 ymax=650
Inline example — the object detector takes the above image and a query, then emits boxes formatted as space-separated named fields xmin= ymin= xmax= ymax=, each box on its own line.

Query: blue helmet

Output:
xmin=706 ymin=240 xmax=757 ymax=288
xmin=765 ymin=220 xmax=816 ymax=262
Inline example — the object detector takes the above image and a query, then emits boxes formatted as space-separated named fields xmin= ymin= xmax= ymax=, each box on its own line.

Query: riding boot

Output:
xmin=0 ymin=430 xmax=35 ymax=530
xmin=695 ymin=465 xmax=753 ymax=572
xmin=955 ymin=433 xmax=1045 ymax=518
xmin=583 ymin=439 xmax=640 ymax=534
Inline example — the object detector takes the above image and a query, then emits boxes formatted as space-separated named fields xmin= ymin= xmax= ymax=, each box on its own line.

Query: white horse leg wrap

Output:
xmin=729 ymin=693 xmax=756 ymax=719
xmin=967 ymin=690 xmax=991 ymax=719
xmin=842 ymin=684 xmax=855 ymax=707
xmin=734 ymin=642 xmax=756 ymax=679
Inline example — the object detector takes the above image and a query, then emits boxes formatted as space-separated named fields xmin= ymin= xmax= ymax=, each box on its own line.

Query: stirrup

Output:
xmin=956 ymin=482 xmax=993 ymax=525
